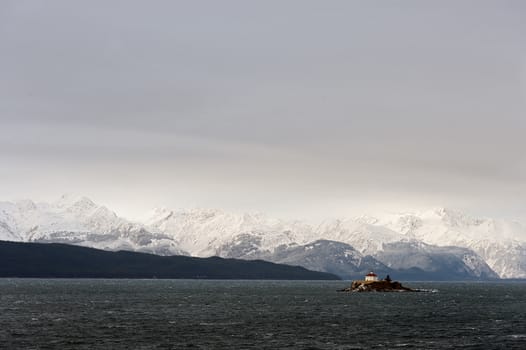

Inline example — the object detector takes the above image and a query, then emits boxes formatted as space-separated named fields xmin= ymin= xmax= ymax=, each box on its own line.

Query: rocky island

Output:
xmin=339 ymin=271 xmax=416 ymax=292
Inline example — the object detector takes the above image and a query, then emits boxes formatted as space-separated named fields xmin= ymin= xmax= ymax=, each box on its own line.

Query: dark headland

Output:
xmin=0 ymin=241 xmax=339 ymax=280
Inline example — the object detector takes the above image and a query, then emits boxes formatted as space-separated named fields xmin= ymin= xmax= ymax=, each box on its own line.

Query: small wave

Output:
xmin=199 ymin=321 xmax=244 ymax=326
xmin=414 ymin=288 xmax=439 ymax=293
xmin=508 ymin=334 xmax=526 ymax=339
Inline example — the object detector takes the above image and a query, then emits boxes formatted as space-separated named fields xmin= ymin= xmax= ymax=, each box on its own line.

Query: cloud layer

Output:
xmin=1 ymin=0 xmax=525 ymax=220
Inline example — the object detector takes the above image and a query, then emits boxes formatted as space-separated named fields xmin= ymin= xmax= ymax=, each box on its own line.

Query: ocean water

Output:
xmin=0 ymin=279 xmax=524 ymax=349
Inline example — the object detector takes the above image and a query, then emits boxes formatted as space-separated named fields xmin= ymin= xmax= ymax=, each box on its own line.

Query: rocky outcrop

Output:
xmin=339 ymin=280 xmax=415 ymax=292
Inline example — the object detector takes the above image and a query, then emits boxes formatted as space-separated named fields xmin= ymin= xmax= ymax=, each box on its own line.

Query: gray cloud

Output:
xmin=0 ymin=0 xmax=525 ymax=221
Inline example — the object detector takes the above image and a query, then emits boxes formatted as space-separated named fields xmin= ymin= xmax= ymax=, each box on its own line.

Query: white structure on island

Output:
xmin=364 ymin=271 xmax=378 ymax=281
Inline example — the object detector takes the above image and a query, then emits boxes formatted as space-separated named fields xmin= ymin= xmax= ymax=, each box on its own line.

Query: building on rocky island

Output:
xmin=364 ymin=271 xmax=378 ymax=281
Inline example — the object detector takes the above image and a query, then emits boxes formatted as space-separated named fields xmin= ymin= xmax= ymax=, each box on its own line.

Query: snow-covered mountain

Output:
xmin=144 ymin=206 xmax=500 ymax=280
xmin=255 ymin=240 xmax=391 ymax=280
xmin=0 ymin=195 xmax=185 ymax=256
xmin=1 ymin=195 xmax=524 ymax=279
xmin=377 ymin=208 xmax=526 ymax=278
xmin=375 ymin=240 xmax=498 ymax=280
xmin=145 ymin=207 xmax=317 ymax=258
xmin=315 ymin=217 xmax=408 ymax=256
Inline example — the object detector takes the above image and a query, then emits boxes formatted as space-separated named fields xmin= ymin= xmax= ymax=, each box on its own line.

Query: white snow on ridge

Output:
xmin=0 ymin=194 xmax=185 ymax=256
xmin=315 ymin=218 xmax=407 ymax=256
xmin=0 ymin=194 xmax=124 ymax=241
xmin=145 ymin=207 xmax=317 ymax=257
xmin=379 ymin=207 xmax=526 ymax=244
xmin=376 ymin=208 xmax=526 ymax=278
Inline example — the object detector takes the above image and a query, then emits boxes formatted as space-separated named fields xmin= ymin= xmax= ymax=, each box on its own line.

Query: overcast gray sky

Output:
xmin=1 ymin=0 xmax=525 ymax=221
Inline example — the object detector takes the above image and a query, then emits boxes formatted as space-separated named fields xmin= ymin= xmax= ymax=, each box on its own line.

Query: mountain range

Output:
xmin=1 ymin=194 xmax=525 ymax=280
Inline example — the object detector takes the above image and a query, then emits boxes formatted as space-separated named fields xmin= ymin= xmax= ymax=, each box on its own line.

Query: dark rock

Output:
xmin=338 ymin=279 xmax=415 ymax=292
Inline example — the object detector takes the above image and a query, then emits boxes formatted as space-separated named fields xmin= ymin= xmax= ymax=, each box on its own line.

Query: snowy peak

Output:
xmin=422 ymin=207 xmax=484 ymax=228
xmin=64 ymin=198 xmax=98 ymax=216
xmin=352 ymin=215 xmax=380 ymax=225
xmin=316 ymin=217 xmax=407 ymax=255
xmin=14 ymin=199 xmax=38 ymax=212
xmin=0 ymin=195 xmax=122 ymax=239
xmin=376 ymin=208 xmax=526 ymax=278
xmin=144 ymin=208 xmax=316 ymax=257
xmin=378 ymin=207 xmax=526 ymax=243
xmin=53 ymin=194 xmax=96 ymax=210
xmin=0 ymin=196 xmax=187 ymax=257
xmin=143 ymin=207 xmax=174 ymax=225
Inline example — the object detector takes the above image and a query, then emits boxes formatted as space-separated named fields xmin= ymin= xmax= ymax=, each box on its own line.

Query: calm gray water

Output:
xmin=0 ymin=279 xmax=524 ymax=349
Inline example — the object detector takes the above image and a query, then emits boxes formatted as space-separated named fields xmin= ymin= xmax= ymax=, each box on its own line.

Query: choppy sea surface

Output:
xmin=0 ymin=279 xmax=525 ymax=349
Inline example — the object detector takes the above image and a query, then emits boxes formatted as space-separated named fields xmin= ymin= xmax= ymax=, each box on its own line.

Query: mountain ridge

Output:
xmin=1 ymin=195 xmax=524 ymax=279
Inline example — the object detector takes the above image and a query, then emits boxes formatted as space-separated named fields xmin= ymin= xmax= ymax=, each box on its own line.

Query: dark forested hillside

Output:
xmin=0 ymin=241 xmax=339 ymax=280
